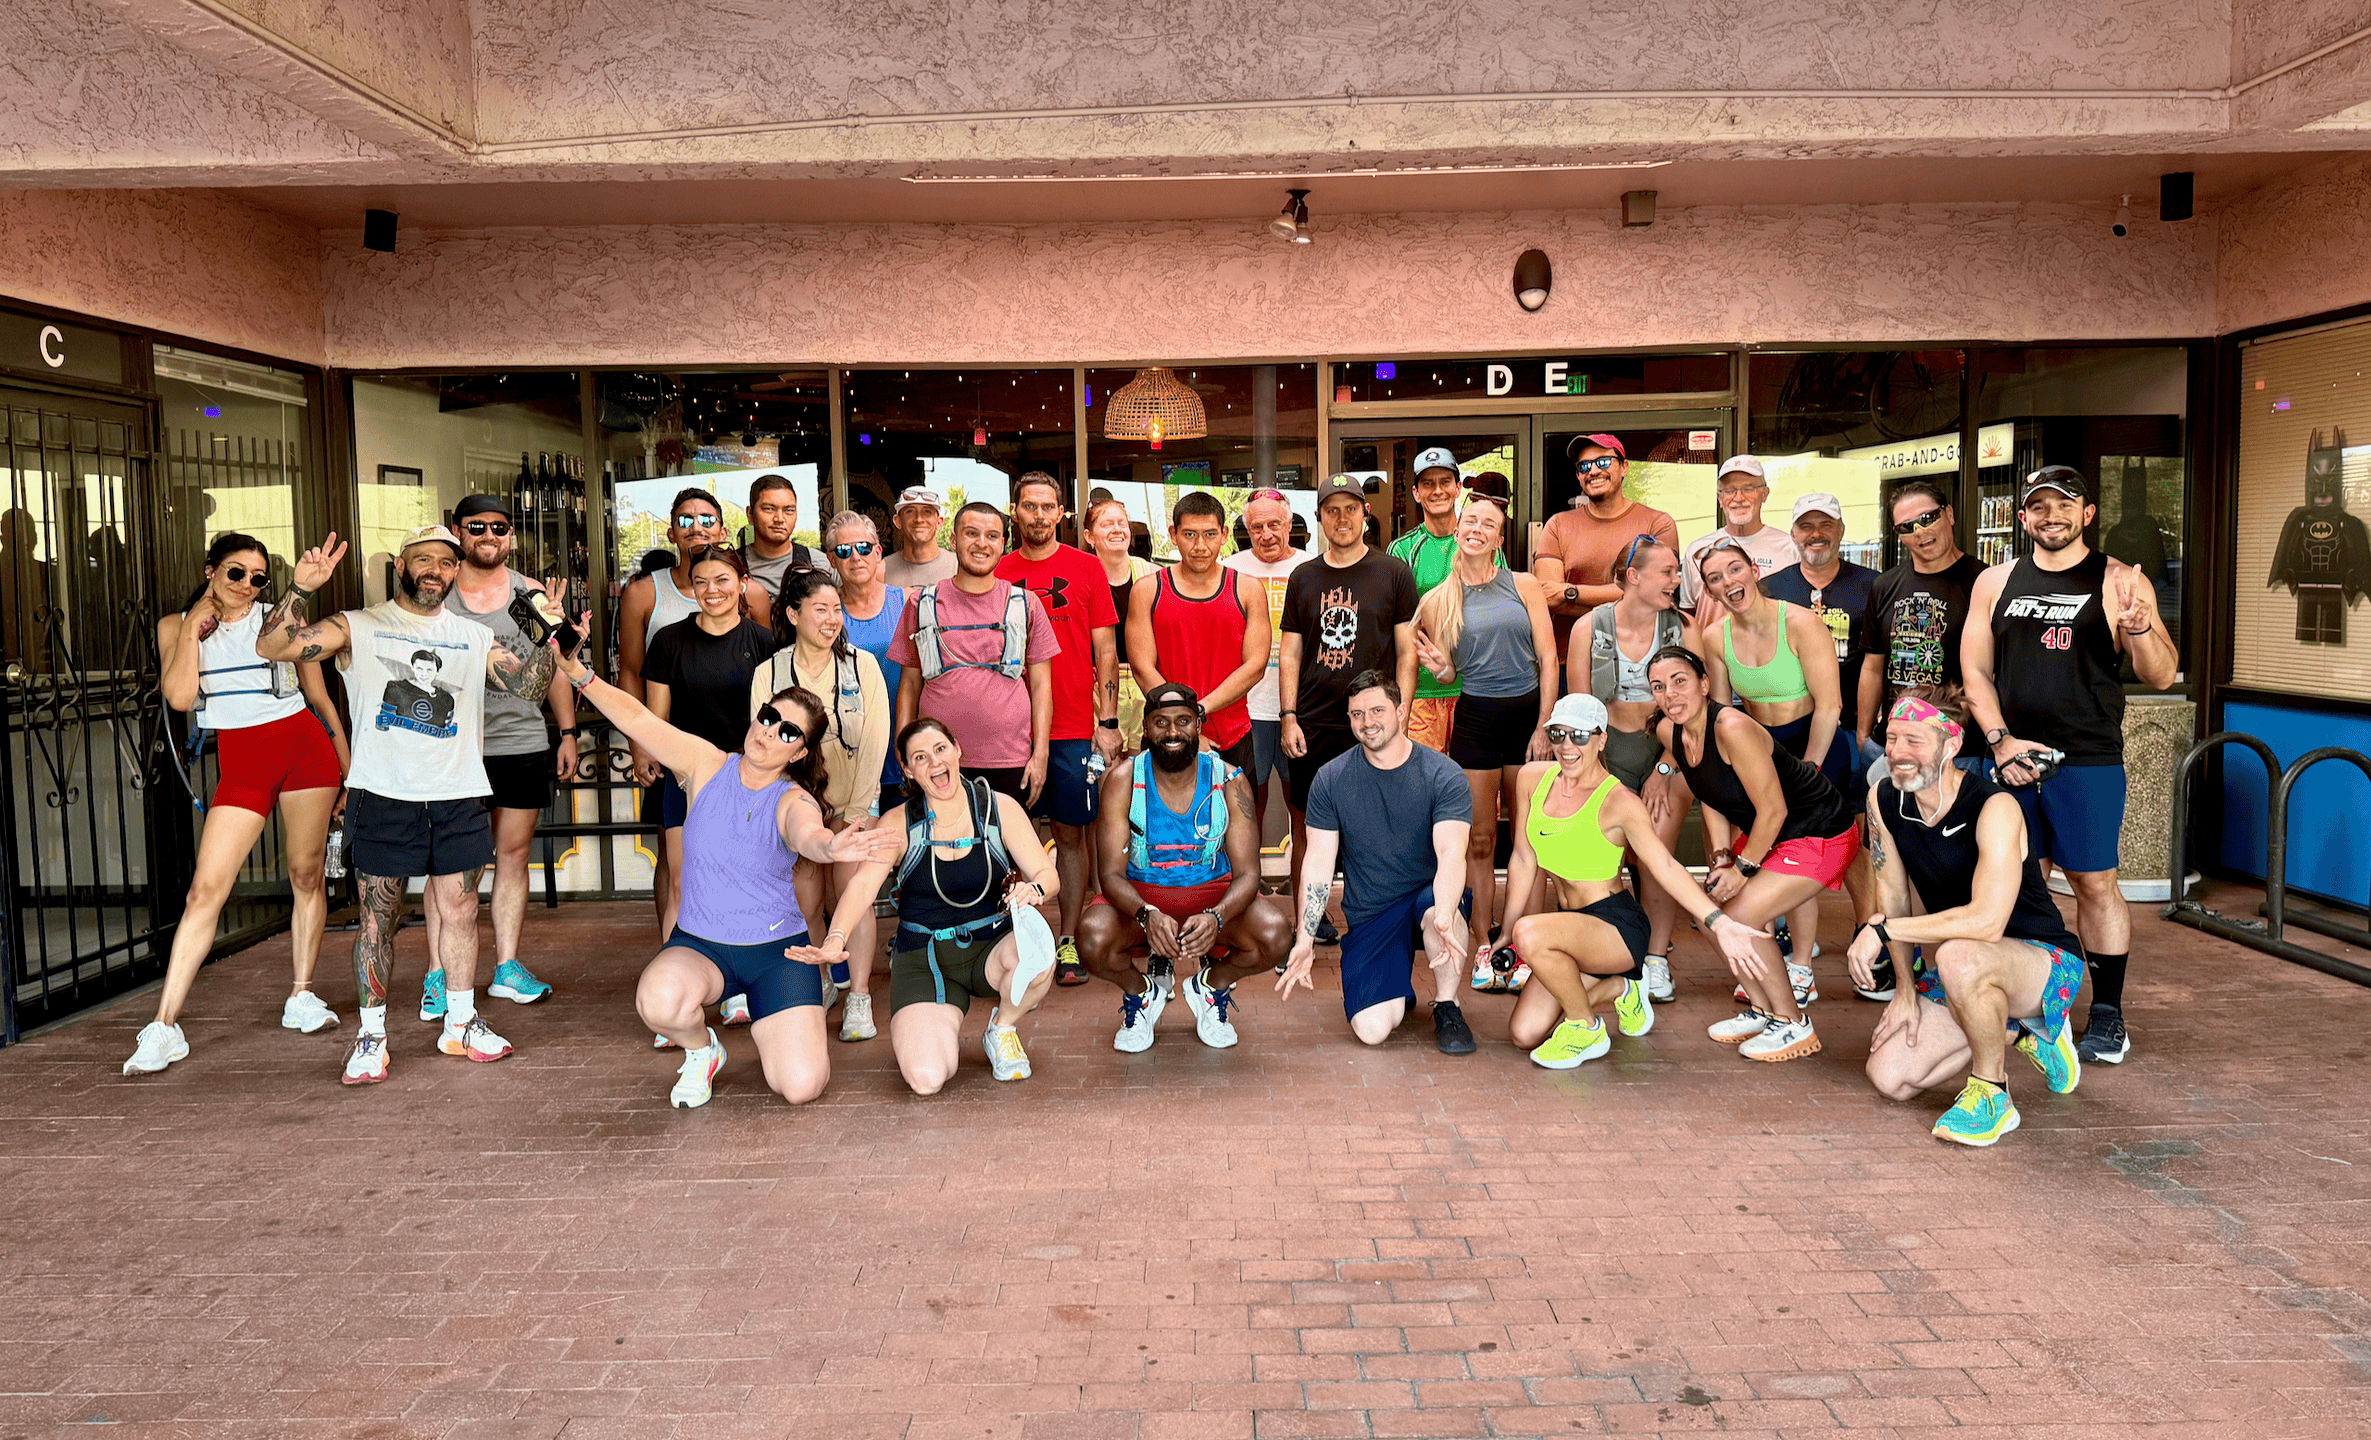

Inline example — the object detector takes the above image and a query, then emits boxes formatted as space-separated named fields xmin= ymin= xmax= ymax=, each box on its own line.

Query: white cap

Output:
xmin=895 ymin=486 xmax=945 ymax=512
xmin=1716 ymin=455 xmax=1766 ymax=482
xmin=1791 ymin=492 xmax=1844 ymax=523
xmin=398 ymin=523 xmax=463 ymax=556
xmin=1411 ymin=445 xmax=1460 ymax=478
xmin=1548 ymin=693 xmax=1609 ymax=735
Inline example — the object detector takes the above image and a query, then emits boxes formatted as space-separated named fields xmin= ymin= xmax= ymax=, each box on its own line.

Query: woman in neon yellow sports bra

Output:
xmin=1485 ymin=692 xmax=1768 ymax=1071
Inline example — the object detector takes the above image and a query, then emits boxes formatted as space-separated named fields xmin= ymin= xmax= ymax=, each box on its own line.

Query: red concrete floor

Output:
xmin=5 ymin=883 xmax=2370 ymax=1440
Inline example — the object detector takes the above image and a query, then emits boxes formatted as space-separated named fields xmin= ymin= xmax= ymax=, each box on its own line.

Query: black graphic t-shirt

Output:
xmin=1764 ymin=560 xmax=1878 ymax=734
xmin=1280 ymin=549 xmax=1417 ymax=733
xmin=1856 ymin=555 xmax=1985 ymax=739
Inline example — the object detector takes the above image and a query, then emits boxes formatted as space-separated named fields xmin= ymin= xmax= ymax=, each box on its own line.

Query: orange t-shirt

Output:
xmin=1536 ymin=502 xmax=1680 ymax=651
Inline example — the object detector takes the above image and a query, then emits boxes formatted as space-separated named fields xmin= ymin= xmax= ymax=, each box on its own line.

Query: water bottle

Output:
xmin=1085 ymin=748 xmax=1109 ymax=785
xmin=323 ymin=823 xmax=347 ymax=880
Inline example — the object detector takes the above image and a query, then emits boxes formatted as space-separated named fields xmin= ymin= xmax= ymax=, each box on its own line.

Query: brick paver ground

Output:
xmin=5 ymin=884 xmax=2369 ymax=1439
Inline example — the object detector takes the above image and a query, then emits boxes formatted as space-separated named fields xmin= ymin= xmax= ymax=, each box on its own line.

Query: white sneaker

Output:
xmin=1181 ymin=972 xmax=1239 ymax=1049
xmin=281 ymin=991 xmax=339 ymax=1034
xmin=1643 ymin=954 xmax=1674 ymax=1004
xmin=1114 ymin=984 xmax=1159 ymax=1053
xmin=983 ymin=1008 xmax=1031 ymax=1081
xmin=671 ymin=1028 xmax=724 ymax=1108
xmin=1708 ymin=1009 xmax=1771 ymax=1045
xmin=123 ymin=1020 xmax=188 ymax=1075
xmin=719 ymin=993 xmax=752 ymax=1026
xmin=341 ymin=1032 xmax=388 ymax=1085
xmin=1789 ymin=960 xmax=1819 ymax=1005
xmin=652 ymin=1032 xmax=675 ymax=1049
xmin=1470 ymin=959 xmax=1506 ymax=993
xmin=438 ymin=1016 xmax=514 ymax=1062
xmin=1739 ymin=1012 xmax=1822 ymax=1062
xmin=838 ymin=993 xmax=877 ymax=1042
xmin=1505 ymin=961 xmax=1532 ymax=992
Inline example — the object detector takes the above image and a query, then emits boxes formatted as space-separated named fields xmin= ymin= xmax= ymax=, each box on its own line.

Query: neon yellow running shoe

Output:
xmin=2014 ymin=1015 xmax=2082 ymax=1094
xmin=1932 ymin=1077 xmax=2021 ymax=1147
xmin=1612 ymin=977 xmax=1654 ymax=1037
xmin=1529 ymin=1016 xmax=1611 ymax=1070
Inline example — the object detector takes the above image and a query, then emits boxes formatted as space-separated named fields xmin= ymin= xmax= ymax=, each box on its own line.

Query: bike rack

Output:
xmin=2164 ymin=731 xmax=2371 ymax=988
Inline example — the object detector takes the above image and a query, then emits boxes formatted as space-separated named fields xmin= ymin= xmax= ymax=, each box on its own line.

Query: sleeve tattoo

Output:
xmin=351 ymin=875 xmax=407 ymax=1006
xmin=488 ymin=633 xmax=558 ymax=700
xmin=1300 ymin=880 xmax=1330 ymax=937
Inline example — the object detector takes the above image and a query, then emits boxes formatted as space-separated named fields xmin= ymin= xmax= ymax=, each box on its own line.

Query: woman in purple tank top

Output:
xmin=555 ymin=644 xmax=902 ymax=1110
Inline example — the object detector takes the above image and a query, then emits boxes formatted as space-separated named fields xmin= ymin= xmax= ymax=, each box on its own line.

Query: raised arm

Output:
xmin=254 ymin=535 xmax=352 ymax=664
xmin=2108 ymin=558 xmax=2179 ymax=689
xmin=554 ymin=648 xmax=724 ymax=784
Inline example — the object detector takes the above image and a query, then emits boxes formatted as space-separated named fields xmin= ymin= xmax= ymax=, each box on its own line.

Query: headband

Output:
xmin=1888 ymin=696 xmax=1964 ymax=743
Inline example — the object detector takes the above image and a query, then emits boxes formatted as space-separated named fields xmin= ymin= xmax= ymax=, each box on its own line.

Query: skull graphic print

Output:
xmin=1316 ymin=587 xmax=1359 ymax=669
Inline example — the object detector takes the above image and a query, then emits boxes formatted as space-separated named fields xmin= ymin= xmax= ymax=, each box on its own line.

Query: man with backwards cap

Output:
xmin=883 ymin=485 xmax=958 ymax=589
xmin=1078 ymin=681 xmax=1292 ymax=1052
xmin=418 ymin=494 xmax=582 ymax=1019
xmin=256 ymin=524 xmax=565 ymax=1085
xmin=1387 ymin=445 xmax=1468 ymax=753
xmin=1853 ymin=687 xmax=2089 ymax=1147
xmin=1533 ymin=433 xmax=1680 ymax=655
xmin=1960 ymin=464 xmax=2176 ymax=1068
xmin=1679 ymin=455 xmax=1800 ymax=624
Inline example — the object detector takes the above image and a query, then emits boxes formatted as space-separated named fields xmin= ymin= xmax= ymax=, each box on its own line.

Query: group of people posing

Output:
xmin=132 ymin=442 xmax=2175 ymax=1148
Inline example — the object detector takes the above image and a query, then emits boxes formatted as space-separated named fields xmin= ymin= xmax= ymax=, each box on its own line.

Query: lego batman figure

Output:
xmin=2267 ymin=428 xmax=2371 ymax=644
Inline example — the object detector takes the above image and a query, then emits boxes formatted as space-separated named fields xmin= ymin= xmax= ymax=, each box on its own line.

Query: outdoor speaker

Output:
xmin=2160 ymin=173 xmax=2194 ymax=223
xmin=363 ymin=209 xmax=398 ymax=253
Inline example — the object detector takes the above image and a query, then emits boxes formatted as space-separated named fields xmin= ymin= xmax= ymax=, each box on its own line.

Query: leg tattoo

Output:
xmin=352 ymin=873 xmax=408 ymax=1007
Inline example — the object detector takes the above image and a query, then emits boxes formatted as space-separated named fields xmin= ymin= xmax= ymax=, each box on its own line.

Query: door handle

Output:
xmin=4 ymin=661 xmax=23 ymax=685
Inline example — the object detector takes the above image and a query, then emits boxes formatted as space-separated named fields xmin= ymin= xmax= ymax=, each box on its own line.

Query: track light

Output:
xmin=1270 ymin=188 xmax=1311 ymax=244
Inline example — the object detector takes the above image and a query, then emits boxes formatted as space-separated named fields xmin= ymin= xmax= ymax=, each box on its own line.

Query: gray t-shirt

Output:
xmin=744 ymin=542 xmax=829 ymax=600
xmin=883 ymin=548 xmax=957 ymax=589
xmin=444 ymin=571 xmax=547 ymax=757
xmin=1305 ymin=742 xmax=1471 ymax=923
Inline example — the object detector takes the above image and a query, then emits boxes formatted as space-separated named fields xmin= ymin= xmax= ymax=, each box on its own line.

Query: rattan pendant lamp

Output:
xmin=1103 ymin=367 xmax=1207 ymax=450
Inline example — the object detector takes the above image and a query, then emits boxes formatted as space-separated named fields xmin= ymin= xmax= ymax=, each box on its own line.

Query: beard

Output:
xmin=1893 ymin=754 xmax=1951 ymax=794
xmin=1149 ymin=736 xmax=1198 ymax=773
xmin=2032 ymin=527 xmax=2079 ymax=552
xmin=396 ymin=566 xmax=446 ymax=604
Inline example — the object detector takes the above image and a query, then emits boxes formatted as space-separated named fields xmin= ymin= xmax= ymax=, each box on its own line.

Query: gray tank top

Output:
xmin=744 ymin=542 xmax=825 ymax=601
xmin=444 ymin=571 xmax=546 ymax=756
xmin=1452 ymin=570 xmax=1539 ymax=698
xmin=643 ymin=563 xmax=698 ymax=646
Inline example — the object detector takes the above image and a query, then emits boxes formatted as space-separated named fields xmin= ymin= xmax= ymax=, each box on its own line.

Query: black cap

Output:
xmin=454 ymin=493 xmax=512 ymax=522
xmin=1141 ymin=681 xmax=1203 ymax=715
xmin=1314 ymin=473 xmax=1367 ymax=505
xmin=2020 ymin=465 xmax=2089 ymax=505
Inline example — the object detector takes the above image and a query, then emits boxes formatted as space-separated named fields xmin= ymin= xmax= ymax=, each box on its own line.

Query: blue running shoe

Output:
xmin=418 ymin=967 xmax=447 ymax=1023
xmin=487 ymin=959 xmax=553 ymax=1005
xmin=2014 ymin=1015 xmax=2082 ymax=1094
xmin=1932 ymin=1078 xmax=2020 ymax=1147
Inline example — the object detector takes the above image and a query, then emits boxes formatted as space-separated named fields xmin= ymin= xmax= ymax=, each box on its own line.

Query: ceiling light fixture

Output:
xmin=1104 ymin=367 xmax=1207 ymax=451
xmin=1270 ymin=188 xmax=1310 ymax=242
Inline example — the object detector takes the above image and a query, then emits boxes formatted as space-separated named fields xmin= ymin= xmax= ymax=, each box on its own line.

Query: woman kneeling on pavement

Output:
xmin=558 ymin=644 xmax=901 ymax=1108
xmin=1490 ymin=694 xmax=1767 ymax=1068
xmin=792 ymin=718 xmax=1062 ymax=1093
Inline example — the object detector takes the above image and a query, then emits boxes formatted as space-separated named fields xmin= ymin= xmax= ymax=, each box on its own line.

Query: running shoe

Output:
xmin=838 ymin=993 xmax=876 ymax=1043
xmin=1708 ymin=1008 xmax=1772 ymax=1045
xmin=2015 ymin=1015 xmax=2082 ymax=1093
xmin=341 ymin=1032 xmax=388 ymax=1085
xmin=1008 ymin=906 xmax=1058 ymax=1005
xmin=1053 ymin=936 xmax=1089 ymax=987
xmin=1738 ymin=1012 xmax=1821 ymax=1062
xmin=1612 ymin=977 xmax=1655 ymax=1037
xmin=438 ymin=1016 xmax=514 ymax=1063
xmin=670 ymin=1028 xmax=724 ymax=1109
xmin=1932 ymin=1077 xmax=2020 ymax=1147
xmin=1432 ymin=1001 xmax=1477 ymax=1055
xmin=719 ymin=993 xmax=753 ymax=1026
xmin=1772 ymin=914 xmax=1792 ymax=959
xmin=653 ymin=1032 xmax=675 ymax=1049
xmin=487 ymin=959 xmax=553 ymax=1004
xmin=123 ymin=1020 xmax=189 ymax=1075
xmin=1114 ymin=987 xmax=1158 ymax=1053
xmin=1147 ymin=953 xmax=1176 ymax=1003
xmin=1530 ymin=1016 xmax=1610 ymax=1070
xmin=983 ymin=1008 xmax=1031 ymax=1080
xmin=1182 ymin=971 xmax=1239 ymax=1049
xmin=1470 ymin=958 xmax=1508 ymax=993
xmin=1315 ymin=917 xmax=1342 ymax=946
xmin=1642 ymin=954 xmax=1675 ymax=1004
xmin=419 ymin=967 xmax=447 ymax=1023
xmin=1506 ymin=959 xmax=1532 ymax=992
xmin=281 ymin=991 xmax=339 ymax=1033
xmin=1790 ymin=960 xmax=1819 ymax=1005
xmin=1854 ymin=957 xmax=1897 ymax=1002
xmin=2076 ymin=1003 xmax=2130 ymax=1065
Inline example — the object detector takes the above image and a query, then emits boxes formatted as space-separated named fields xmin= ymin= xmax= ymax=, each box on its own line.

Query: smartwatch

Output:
xmin=1099 ymin=717 xmax=1120 ymax=730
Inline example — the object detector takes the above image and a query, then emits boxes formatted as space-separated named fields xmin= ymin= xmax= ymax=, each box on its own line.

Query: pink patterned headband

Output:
xmin=1889 ymin=696 xmax=1963 ymax=742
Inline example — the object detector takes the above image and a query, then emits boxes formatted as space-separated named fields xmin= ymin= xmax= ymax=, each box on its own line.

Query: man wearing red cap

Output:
xmin=1532 ymin=434 xmax=1679 ymax=658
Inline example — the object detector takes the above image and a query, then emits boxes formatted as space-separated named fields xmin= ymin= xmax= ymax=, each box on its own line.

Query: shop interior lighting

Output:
xmin=1104 ymin=367 xmax=1208 ymax=451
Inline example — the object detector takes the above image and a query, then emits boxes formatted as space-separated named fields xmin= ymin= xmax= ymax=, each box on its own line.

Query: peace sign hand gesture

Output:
xmin=294 ymin=534 xmax=348 ymax=593
xmin=2112 ymin=566 xmax=2152 ymax=636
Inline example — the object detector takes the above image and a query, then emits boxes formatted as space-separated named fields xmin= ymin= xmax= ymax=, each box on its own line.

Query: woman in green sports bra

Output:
xmin=1485 ymin=693 xmax=1768 ymax=1071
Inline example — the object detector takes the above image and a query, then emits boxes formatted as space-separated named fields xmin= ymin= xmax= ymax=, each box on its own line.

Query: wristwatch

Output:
xmin=1985 ymin=727 xmax=2009 ymax=745
xmin=1563 ymin=584 xmax=1580 ymax=605
xmin=1098 ymin=717 xmax=1120 ymax=730
xmin=1655 ymin=761 xmax=1674 ymax=776
xmin=1134 ymin=904 xmax=1156 ymax=929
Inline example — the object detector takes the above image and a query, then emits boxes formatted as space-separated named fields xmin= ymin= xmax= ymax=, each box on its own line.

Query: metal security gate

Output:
xmin=0 ymin=388 xmax=177 ymax=1040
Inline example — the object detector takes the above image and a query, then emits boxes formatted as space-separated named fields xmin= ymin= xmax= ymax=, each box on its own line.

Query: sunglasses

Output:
xmin=832 ymin=541 xmax=879 ymax=558
xmin=1892 ymin=507 xmax=1947 ymax=536
xmin=1618 ymin=532 xmax=1661 ymax=574
xmin=753 ymin=704 xmax=805 ymax=745
xmin=461 ymin=520 xmax=511 ymax=537
xmin=674 ymin=513 xmax=722 ymax=530
xmin=1246 ymin=488 xmax=1289 ymax=503
xmin=1544 ymin=725 xmax=1602 ymax=746
xmin=1576 ymin=456 xmax=1621 ymax=475
xmin=217 ymin=563 xmax=266 ymax=588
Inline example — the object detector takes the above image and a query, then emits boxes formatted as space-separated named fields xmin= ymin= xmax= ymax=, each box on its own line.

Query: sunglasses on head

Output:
xmin=217 ymin=563 xmax=266 ymax=587
xmin=832 ymin=541 xmax=878 ymax=558
xmin=461 ymin=520 xmax=511 ymax=537
xmin=1246 ymin=488 xmax=1288 ymax=503
xmin=753 ymin=704 xmax=805 ymax=745
xmin=1576 ymin=456 xmax=1621 ymax=475
xmin=674 ymin=513 xmax=721 ymax=530
xmin=1544 ymin=725 xmax=1602 ymax=746
xmin=1618 ymin=532 xmax=1661 ymax=574
xmin=1892 ymin=507 xmax=1947 ymax=536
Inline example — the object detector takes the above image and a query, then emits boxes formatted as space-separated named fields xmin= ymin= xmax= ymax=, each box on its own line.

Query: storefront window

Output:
xmin=844 ymin=368 xmax=1074 ymax=546
xmin=595 ymin=369 xmax=829 ymax=582
xmin=1748 ymin=349 xmax=1967 ymax=571
xmin=1335 ymin=352 xmax=1728 ymax=406
xmin=1086 ymin=364 xmax=1317 ymax=557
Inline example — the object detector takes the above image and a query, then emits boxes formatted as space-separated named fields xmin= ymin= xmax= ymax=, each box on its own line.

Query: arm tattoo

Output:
xmin=351 ymin=874 xmax=408 ymax=1006
xmin=487 ymin=633 xmax=558 ymax=700
xmin=1869 ymin=825 xmax=1887 ymax=872
xmin=1300 ymin=880 xmax=1330 ymax=936
xmin=298 ymin=644 xmax=324 ymax=663
xmin=263 ymin=588 xmax=308 ymax=638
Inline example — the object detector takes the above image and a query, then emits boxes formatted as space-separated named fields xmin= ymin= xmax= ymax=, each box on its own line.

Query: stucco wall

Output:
xmin=0 ymin=188 xmax=325 ymax=365
xmin=2215 ymin=150 xmax=2371 ymax=333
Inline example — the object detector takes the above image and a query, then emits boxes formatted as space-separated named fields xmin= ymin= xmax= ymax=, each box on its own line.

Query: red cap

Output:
xmin=1567 ymin=432 xmax=1626 ymax=460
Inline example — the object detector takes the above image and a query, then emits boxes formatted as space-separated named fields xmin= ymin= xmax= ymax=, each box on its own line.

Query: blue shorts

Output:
xmin=2003 ymin=762 xmax=2125 ymax=874
xmin=1915 ymin=937 xmax=2085 ymax=1043
xmin=1338 ymin=885 xmax=1436 ymax=1022
xmin=665 ymin=927 xmax=820 ymax=1022
xmin=1247 ymin=719 xmax=1285 ymax=785
xmin=659 ymin=773 xmax=689 ymax=829
xmin=1022 ymin=738 xmax=1098 ymax=828
xmin=1767 ymin=713 xmax=1857 ymax=796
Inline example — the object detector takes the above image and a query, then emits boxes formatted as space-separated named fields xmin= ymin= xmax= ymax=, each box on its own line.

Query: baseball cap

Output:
xmin=1463 ymin=470 xmax=1512 ymax=511
xmin=452 ymin=494 xmax=511 ymax=523
xmin=1141 ymin=681 xmax=1202 ymax=714
xmin=1314 ymin=473 xmax=1368 ymax=506
xmin=1548 ymin=693 xmax=1609 ymax=735
xmin=1567 ymin=432 xmax=1626 ymax=460
xmin=398 ymin=524 xmax=463 ymax=556
xmin=1790 ymin=492 xmax=1844 ymax=523
xmin=895 ymin=486 xmax=946 ymax=512
xmin=1411 ymin=445 xmax=1460 ymax=478
xmin=2021 ymin=465 xmax=2089 ymax=504
xmin=1716 ymin=455 xmax=1767 ymax=483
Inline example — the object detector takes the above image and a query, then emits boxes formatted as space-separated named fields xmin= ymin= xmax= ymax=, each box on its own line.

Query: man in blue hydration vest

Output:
xmin=1078 ymin=682 xmax=1292 ymax=1052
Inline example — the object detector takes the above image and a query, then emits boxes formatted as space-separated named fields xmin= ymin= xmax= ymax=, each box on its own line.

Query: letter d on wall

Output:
xmin=1485 ymin=364 xmax=1513 ymax=397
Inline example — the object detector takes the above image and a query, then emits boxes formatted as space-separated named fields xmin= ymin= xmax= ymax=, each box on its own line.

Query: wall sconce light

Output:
xmin=363 ymin=209 xmax=398 ymax=253
xmin=1513 ymin=250 xmax=1553 ymax=312
xmin=1621 ymin=191 xmax=1657 ymax=228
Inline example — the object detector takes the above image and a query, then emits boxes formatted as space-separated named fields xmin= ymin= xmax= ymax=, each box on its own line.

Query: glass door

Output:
xmin=1533 ymin=410 xmax=1733 ymax=570
xmin=1332 ymin=418 xmax=1528 ymax=558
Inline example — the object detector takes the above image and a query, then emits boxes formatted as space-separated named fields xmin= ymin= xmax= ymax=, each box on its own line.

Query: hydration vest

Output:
xmin=1126 ymin=750 xmax=1234 ymax=882
xmin=893 ymin=775 xmax=1013 ymax=895
xmin=1587 ymin=603 xmax=1684 ymax=704
xmin=911 ymin=581 xmax=1028 ymax=681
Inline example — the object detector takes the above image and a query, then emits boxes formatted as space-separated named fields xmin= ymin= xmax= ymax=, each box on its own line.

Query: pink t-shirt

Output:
xmin=996 ymin=543 xmax=1117 ymax=741
xmin=890 ymin=578 xmax=1060 ymax=768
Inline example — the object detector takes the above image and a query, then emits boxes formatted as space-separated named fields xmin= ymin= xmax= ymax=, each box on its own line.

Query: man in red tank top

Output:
xmin=1126 ymin=491 xmax=1272 ymax=775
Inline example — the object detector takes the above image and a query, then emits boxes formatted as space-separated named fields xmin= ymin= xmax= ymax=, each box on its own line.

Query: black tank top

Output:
xmin=1875 ymin=768 xmax=2078 ymax=951
xmin=1668 ymin=709 xmax=1858 ymax=844
xmin=899 ymin=806 xmax=1014 ymax=933
xmin=1991 ymin=551 xmax=2124 ymax=764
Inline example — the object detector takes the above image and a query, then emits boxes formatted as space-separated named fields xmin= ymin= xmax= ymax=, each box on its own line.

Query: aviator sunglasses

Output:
xmin=1576 ymin=456 xmax=1621 ymax=476
xmin=753 ymin=704 xmax=806 ymax=745
xmin=832 ymin=541 xmax=879 ymax=558
xmin=1544 ymin=725 xmax=1603 ymax=746
xmin=1892 ymin=507 xmax=1947 ymax=537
